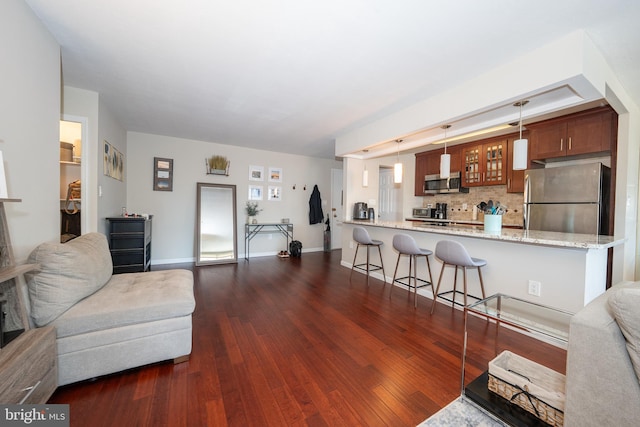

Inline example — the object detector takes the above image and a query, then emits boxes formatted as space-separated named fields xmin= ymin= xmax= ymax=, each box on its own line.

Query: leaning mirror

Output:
xmin=196 ymin=183 xmax=237 ymax=265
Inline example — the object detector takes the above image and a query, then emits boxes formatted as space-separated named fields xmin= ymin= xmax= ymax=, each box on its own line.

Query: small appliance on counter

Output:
xmin=353 ymin=202 xmax=368 ymax=220
xmin=435 ymin=203 xmax=448 ymax=225
xmin=368 ymin=207 xmax=375 ymax=220
xmin=412 ymin=207 xmax=436 ymax=218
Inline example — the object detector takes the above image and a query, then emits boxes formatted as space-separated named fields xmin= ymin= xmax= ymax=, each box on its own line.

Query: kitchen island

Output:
xmin=342 ymin=220 xmax=624 ymax=313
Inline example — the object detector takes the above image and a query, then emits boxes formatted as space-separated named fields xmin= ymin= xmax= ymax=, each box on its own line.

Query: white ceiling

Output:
xmin=25 ymin=0 xmax=640 ymax=159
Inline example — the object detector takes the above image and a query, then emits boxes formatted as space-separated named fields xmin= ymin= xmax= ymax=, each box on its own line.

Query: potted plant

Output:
xmin=245 ymin=201 xmax=262 ymax=224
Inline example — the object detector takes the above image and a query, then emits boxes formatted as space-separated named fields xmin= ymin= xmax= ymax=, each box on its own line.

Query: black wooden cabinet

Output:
xmin=106 ymin=216 xmax=152 ymax=273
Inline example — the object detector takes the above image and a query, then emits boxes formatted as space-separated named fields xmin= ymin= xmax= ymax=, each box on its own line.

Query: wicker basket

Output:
xmin=488 ymin=351 xmax=565 ymax=426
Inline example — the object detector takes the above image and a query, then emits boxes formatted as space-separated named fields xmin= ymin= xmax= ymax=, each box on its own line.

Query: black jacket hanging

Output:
xmin=308 ymin=185 xmax=324 ymax=225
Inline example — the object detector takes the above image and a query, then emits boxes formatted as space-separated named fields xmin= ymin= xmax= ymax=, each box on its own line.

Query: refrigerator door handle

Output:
xmin=523 ymin=173 xmax=530 ymax=230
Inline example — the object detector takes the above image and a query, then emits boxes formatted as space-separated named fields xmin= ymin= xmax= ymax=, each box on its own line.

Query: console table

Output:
xmin=244 ymin=223 xmax=293 ymax=260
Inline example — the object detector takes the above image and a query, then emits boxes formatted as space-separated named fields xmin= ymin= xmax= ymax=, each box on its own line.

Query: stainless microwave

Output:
xmin=424 ymin=172 xmax=469 ymax=194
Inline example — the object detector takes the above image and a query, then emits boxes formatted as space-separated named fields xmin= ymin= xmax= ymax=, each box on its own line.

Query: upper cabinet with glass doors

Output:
xmin=461 ymin=137 xmax=507 ymax=187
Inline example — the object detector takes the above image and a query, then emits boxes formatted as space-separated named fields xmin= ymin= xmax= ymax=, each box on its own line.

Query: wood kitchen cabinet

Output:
xmin=414 ymin=146 xmax=461 ymax=196
xmin=414 ymin=152 xmax=429 ymax=196
xmin=529 ymin=106 xmax=615 ymax=161
xmin=461 ymin=136 xmax=507 ymax=187
xmin=506 ymin=133 xmax=527 ymax=193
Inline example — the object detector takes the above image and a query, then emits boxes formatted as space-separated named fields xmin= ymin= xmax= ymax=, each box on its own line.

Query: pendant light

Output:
xmin=394 ymin=139 xmax=403 ymax=184
xmin=513 ymin=100 xmax=529 ymax=170
xmin=440 ymin=125 xmax=451 ymax=178
xmin=362 ymin=150 xmax=369 ymax=187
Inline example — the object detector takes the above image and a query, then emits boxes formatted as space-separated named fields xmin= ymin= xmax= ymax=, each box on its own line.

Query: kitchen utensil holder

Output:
xmin=484 ymin=214 xmax=502 ymax=233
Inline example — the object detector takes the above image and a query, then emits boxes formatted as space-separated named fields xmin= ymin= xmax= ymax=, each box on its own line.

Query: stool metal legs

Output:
xmin=390 ymin=253 xmax=434 ymax=308
xmin=350 ymin=243 xmax=386 ymax=286
xmin=430 ymin=264 xmax=486 ymax=314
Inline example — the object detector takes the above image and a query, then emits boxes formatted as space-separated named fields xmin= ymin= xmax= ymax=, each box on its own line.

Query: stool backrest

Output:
xmin=353 ymin=227 xmax=373 ymax=245
xmin=435 ymin=240 xmax=475 ymax=267
xmin=392 ymin=234 xmax=421 ymax=255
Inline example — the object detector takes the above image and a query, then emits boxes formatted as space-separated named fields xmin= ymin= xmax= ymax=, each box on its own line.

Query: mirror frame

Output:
xmin=196 ymin=182 xmax=238 ymax=266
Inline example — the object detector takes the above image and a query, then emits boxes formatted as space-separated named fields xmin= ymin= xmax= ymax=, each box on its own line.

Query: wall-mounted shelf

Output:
xmin=206 ymin=169 xmax=229 ymax=176
xmin=60 ymin=161 xmax=80 ymax=166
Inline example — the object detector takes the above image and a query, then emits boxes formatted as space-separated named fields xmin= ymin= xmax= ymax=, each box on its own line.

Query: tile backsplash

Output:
xmin=419 ymin=186 xmax=524 ymax=226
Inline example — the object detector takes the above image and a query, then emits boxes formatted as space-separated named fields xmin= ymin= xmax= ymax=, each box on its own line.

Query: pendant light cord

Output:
xmin=519 ymin=102 xmax=523 ymax=139
xmin=515 ymin=100 xmax=528 ymax=138
xmin=442 ymin=124 xmax=451 ymax=153
xmin=444 ymin=127 xmax=447 ymax=154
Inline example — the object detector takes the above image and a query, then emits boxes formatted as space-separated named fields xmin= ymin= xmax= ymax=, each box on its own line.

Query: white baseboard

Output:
xmin=152 ymin=247 xmax=327 ymax=266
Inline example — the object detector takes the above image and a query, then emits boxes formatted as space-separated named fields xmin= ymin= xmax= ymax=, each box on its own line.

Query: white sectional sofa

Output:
xmin=564 ymin=281 xmax=640 ymax=426
xmin=24 ymin=232 xmax=195 ymax=386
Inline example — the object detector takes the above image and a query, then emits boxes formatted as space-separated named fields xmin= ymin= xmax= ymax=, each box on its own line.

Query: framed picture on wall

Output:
xmin=153 ymin=157 xmax=173 ymax=191
xmin=103 ymin=140 xmax=124 ymax=181
xmin=248 ymin=185 xmax=263 ymax=200
xmin=268 ymin=186 xmax=281 ymax=201
xmin=249 ymin=165 xmax=264 ymax=181
xmin=268 ymin=167 xmax=283 ymax=182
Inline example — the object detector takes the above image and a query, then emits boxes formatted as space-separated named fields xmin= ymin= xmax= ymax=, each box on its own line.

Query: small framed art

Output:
xmin=248 ymin=185 xmax=263 ymax=200
xmin=153 ymin=157 xmax=173 ymax=191
xmin=104 ymin=140 xmax=124 ymax=181
xmin=268 ymin=186 xmax=281 ymax=201
xmin=249 ymin=165 xmax=264 ymax=181
xmin=268 ymin=167 xmax=283 ymax=182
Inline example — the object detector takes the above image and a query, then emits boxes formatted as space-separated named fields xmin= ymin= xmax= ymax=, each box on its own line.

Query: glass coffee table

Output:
xmin=461 ymin=293 xmax=574 ymax=426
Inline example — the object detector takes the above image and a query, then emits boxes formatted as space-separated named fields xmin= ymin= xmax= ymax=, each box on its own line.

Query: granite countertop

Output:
xmin=345 ymin=219 xmax=625 ymax=250
xmin=406 ymin=217 xmax=523 ymax=228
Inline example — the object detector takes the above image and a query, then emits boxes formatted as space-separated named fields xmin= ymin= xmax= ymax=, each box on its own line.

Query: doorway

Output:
xmin=330 ymin=168 xmax=343 ymax=249
xmin=60 ymin=120 xmax=83 ymax=242
xmin=378 ymin=166 xmax=402 ymax=221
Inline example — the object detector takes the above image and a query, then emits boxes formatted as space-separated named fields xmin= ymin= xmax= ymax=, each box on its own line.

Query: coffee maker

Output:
xmin=435 ymin=203 xmax=448 ymax=224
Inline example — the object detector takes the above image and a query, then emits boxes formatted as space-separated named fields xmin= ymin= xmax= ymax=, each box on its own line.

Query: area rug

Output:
xmin=417 ymin=397 xmax=506 ymax=427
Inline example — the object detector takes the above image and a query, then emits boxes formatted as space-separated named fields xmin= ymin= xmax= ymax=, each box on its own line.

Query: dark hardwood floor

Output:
xmin=49 ymin=250 xmax=565 ymax=426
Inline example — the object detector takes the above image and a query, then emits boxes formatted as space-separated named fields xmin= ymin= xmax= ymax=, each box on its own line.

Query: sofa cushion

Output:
xmin=51 ymin=269 xmax=195 ymax=338
xmin=608 ymin=284 xmax=640 ymax=381
xmin=25 ymin=232 xmax=113 ymax=326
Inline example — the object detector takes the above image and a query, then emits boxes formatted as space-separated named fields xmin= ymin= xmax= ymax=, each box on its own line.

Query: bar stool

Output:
xmin=389 ymin=233 xmax=434 ymax=308
xmin=430 ymin=240 xmax=487 ymax=314
xmin=350 ymin=227 xmax=386 ymax=285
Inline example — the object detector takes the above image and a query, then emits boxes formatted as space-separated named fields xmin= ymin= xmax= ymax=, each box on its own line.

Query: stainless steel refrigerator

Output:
xmin=524 ymin=163 xmax=611 ymax=235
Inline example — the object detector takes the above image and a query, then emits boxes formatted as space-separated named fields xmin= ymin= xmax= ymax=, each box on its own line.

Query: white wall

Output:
xmin=62 ymin=87 xmax=99 ymax=233
xmin=126 ymin=132 xmax=342 ymax=264
xmin=0 ymin=0 xmax=60 ymax=262
xmin=343 ymin=152 xmax=415 ymax=222
xmin=62 ymin=87 xmax=127 ymax=235
xmin=97 ymin=97 xmax=127 ymax=234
